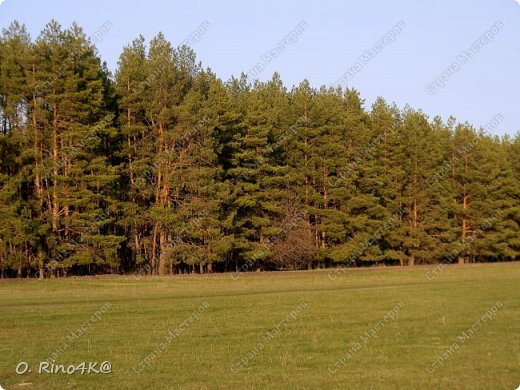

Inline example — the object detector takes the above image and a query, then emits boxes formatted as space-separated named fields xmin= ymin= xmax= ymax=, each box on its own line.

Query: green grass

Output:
xmin=1 ymin=263 xmax=519 ymax=389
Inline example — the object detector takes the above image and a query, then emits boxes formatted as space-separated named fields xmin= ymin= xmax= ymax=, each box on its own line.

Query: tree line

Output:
xmin=1 ymin=21 xmax=519 ymax=278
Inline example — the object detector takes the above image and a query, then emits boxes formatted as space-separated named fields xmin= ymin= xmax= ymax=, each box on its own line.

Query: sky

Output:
xmin=0 ymin=0 xmax=519 ymax=136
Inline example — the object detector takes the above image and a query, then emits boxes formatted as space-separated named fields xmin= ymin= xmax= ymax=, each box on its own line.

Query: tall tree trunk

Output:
xmin=459 ymin=192 xmax=468 ymax=265
xmin=322 ymin=166 xmax=328 ymax=248
xmin=158 ymin=230 xmax=167 ymax=275
xmin=459 ymin=154 xmax=469 ymax=265
xmin=127 ymin=79 xmax=135 ymax=186
xmin=304 ymin=140 xmax=312 ymax=241
xmin=32 ymin=66 xmax=43 ymax=211
xmin=52 ymin=104 xmax=59 ymax=233
xmin=151 ymin=222 xmax=159 ymax=275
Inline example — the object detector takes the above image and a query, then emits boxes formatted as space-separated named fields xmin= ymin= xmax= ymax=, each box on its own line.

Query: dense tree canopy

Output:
xmin=0 ymin=21 xmax=519 ymax=277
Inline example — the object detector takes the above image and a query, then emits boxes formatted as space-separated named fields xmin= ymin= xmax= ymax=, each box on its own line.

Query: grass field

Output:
xmin=1 ymin=263 xmax=519 ymax=389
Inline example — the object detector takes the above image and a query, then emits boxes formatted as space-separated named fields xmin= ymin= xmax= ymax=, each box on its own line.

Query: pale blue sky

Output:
xmin=1 ymin=0 xmax=519 ymax=135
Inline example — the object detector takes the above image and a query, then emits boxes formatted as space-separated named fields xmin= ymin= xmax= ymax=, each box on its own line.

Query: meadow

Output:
xmin=1 ymin=263 xmax=519 ymax=389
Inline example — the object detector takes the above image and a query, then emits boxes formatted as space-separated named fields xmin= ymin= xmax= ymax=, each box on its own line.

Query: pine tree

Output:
xmin=368 ymin=98 xmax=406 ymax=265
xmin=399 ymin=108 xmax=436 ymax=265
xmin=286 ymin=80 xmax=318 ymax=256
xmin=226 ymin=75 xmax=288 ymax=269
xmin=327 ymin=89 xmax=384 ymax=266
xmin=115 ymin=35 xmax=152 ymax=272
xmin=161 ymin=69 xmax=225 ymax=274
xmin=32 ymin=22 xmax=123 ymax=275
xmin=0 ymin=22 xmax=42 ymax=277
xmin=1 ymin=19 xmax=519 ymax=277
xmin=465 ymin=133 xmax=520 ymax=262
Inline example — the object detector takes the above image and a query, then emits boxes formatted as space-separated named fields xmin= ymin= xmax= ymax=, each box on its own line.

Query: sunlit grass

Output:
xmin=1 ymin=263 xmax=519 ymax=389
